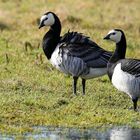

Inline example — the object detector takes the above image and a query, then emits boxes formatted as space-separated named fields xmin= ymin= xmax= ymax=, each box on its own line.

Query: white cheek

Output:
xmin=110 ymin=34 xmax=121 ymax=43
xmin=44 ymin=13 xmax=55 ymax=26
xmin=44 ymin=18 xmax=54 ymax=26
xmin=115 ymin=35 xmax=121 ymax=43
xmin=44 ymin=20 xmax=49 ymax=25
xmin=40 ymin=15 xmax=47 ymax=23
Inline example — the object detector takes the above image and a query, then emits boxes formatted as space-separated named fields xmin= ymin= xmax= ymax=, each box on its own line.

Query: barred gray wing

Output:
xmin=121 ymin=59 xmax=140 ymax=77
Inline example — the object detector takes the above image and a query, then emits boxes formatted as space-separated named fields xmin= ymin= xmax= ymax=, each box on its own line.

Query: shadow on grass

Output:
xmin=0 ymin=22 xmax=10 ymax=30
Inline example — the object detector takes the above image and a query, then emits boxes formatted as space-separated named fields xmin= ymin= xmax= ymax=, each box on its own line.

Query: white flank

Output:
xmin=112 ymin=63 xmax=140 ymax=98
xmin=50 ymin=46 xmax=62 ymax=71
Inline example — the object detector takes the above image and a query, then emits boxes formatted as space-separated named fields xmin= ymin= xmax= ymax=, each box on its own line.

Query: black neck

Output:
xmin=107 ymin=32 xmax=126 ymax=80
xmin=109 ymin=34 xmax=126 ymax=63
xmin=42 ymin=15 xmax=61 ymax=59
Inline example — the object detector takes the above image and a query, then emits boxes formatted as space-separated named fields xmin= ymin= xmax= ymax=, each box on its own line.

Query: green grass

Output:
xmin=0 ymin=0 xmax=140 ymax=134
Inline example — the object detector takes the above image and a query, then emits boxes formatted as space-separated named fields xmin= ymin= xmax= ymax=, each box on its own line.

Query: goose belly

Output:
xmin=112 ymin=63 xmax=140 ymax=98
xmin=81 ymin=68 xmax=107 ymax=79
xmin=50 ymin=47 xmax=107 ymax=78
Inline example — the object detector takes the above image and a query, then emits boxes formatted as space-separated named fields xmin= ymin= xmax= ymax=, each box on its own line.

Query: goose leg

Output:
xmin=132 ymin=97 xmax=138 ymax=111
xmin=73 ymin=77 xmax=78 ymax=95
xmin=82 ymin=79 xmax=86 ymax=95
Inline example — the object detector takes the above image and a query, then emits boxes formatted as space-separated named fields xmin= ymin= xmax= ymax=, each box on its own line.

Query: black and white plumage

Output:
xmin=39 ymin=11 xmax=112 ymax=95
xmin=104 ymin=29 xmax=140 ymax=110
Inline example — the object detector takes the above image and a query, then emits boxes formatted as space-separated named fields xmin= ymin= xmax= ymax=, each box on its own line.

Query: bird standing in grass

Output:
xmin=39 ymin=11 xmax=112 ymax=95
xmin=104 ymin=29 xmax=140 ymax=110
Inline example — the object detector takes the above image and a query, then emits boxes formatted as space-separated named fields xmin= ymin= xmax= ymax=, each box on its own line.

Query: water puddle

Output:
xmin=0 ymin=126 xmax=140 ymax=140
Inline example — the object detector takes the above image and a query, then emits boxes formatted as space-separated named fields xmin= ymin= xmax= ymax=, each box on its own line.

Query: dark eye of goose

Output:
xmin=112 ymin=32 xmax=116 ymax=35
xmin=44 ymin=17 xmax=48 ymax=21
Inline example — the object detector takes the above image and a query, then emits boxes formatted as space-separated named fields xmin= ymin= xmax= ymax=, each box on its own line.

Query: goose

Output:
xmin=104 ymin=29 xmax=140 ymax=110
xmin=38 ymin=11 xmax=112 ymax=95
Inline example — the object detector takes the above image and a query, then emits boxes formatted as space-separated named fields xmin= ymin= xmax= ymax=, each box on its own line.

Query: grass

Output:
xmin=0 ymin=0 xmax=140 ymax=134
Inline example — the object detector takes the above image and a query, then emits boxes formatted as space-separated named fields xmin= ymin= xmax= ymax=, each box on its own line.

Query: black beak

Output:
xmin=103 ymin=34 xmax=110 ymax=40
xmin=38 ymin=22 xmax=44 ymax=29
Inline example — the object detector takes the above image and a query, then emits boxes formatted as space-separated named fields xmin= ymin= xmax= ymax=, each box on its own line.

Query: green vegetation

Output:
xmin=0 ymin=0 xmax=140 ymax=134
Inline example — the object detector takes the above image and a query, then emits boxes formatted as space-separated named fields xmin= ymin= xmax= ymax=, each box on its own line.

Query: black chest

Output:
xmin=42 ymin=32 xmax=60 ymax=60
xmin=107 ymin=62 xmax=117 ymax=81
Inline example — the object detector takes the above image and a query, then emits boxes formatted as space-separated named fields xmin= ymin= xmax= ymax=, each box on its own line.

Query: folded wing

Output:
xmin=121 ymin=59 xmax=140 ymax=77
xmin=58 ymin=31 xmax=112 ymax=68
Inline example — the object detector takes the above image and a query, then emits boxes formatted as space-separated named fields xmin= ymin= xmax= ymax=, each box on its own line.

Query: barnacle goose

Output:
xmin=104 ymin=29 xmax=140 ymax=110
xmin=38 ymin=11 xmax=112 ymax=95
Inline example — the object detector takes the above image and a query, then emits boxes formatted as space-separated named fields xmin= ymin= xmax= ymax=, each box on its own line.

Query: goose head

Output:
xmin=103 ymin=29 xmax=124 ymax=44
xmin=38 ymin=12 xmax=55 ymax=29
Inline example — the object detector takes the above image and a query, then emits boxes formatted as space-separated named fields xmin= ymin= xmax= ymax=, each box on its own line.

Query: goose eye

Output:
xmin=43 ymin=17 xmax=48 ymax=21
xmin=112 ymin=33 xmax=116 ymax=35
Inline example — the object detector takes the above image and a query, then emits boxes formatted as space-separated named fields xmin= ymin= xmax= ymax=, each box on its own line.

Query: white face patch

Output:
xmin=107 ymin=30 xmax=122 ymax=43
xmin=40 ymin=13 xmax=55 ymax=26
xmin=40 ymin=15 xmax=47 ymax=23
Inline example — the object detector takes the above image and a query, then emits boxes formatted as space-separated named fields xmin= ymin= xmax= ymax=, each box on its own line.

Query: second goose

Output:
xmin=104 ymin=29 xmax=140 ymax=110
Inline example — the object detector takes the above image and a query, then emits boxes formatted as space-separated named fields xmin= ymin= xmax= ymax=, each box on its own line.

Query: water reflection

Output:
xmin=110 ymin=127 xmax=140 ymax=140
xmin=0 ymin=126 xmax=140 ymax=140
